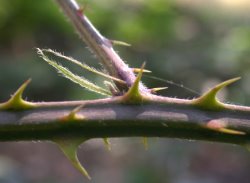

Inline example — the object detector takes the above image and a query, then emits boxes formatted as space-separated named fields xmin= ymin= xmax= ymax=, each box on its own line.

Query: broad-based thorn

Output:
xmin=122 ymin=63 xmax=146 ymax=103
xmin=61 ymin=104 xmax=85 ymax=122
xmin=55 ymin=139 xmax=91 ymax=180
xmin=192 ymin=77 xmax=241 ymax=110
xmin=0 ymin=79 xmax=35 ymax=110
xmin=206 ymin=119 xmax=246 ymax=135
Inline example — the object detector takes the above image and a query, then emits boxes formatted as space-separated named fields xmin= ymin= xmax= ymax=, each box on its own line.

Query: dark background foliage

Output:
xmin=1 ymin=0 xmax=250 ymax=182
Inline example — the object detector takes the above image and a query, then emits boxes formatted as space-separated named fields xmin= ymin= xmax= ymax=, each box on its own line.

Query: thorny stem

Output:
xmin=1 ymin=0 xmax=250 ymax=147
xmin=55 ymin=0 xmax=148 ymax=93
xmin=0 ymin=96 xmax=250 ymax=146
xmin=1 ymin=0 xmax=250 ymax=180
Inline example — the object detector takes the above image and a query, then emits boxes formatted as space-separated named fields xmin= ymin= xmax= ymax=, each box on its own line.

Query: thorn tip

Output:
xmin=61 ymin=104 xmax=85 ymax=122
xmin=55 ymin=139 xmax=91 ymax=180
xmin=192 ymin=77 xmax=240 ymax=110
xmin=110 ymin=40 xmax=131 ymax=47
xmin=150 ymin=87 xmax=168 ymax=93
xmin=122 ymin=63 xmax=146 ymax=103
xmin=0 ymin=79 xmax=35 ymax=110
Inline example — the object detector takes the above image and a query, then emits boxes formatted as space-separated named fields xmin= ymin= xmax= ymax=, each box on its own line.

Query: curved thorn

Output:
xmin=14 ymin=78 xmax=32 ymax=99
xmin=0 ymin=79 xmax=35 ymax=110
xmin=204 ymin=77 xmax=241 ymax=97
xmin=192 ymin=77 xmax=241 ymax=110
xmin=55 ymin=139 xmax=91 ymax=180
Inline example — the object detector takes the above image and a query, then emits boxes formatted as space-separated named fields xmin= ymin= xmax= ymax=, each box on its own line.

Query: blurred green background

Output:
xmin=1 ymin=0 xmax=250 ymax=182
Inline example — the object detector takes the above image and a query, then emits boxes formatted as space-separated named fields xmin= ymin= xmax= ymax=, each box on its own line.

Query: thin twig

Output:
xmin=55 ymin=0 xmax=148 ymax=93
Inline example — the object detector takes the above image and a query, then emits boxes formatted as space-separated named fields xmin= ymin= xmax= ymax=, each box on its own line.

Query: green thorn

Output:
xmin=205 ymin=119 xmax=246 ymax=135
xmin=142 ymin=137 xmax=148 ymax=150
xmin=110 ymin=40 xmax=131 ymax=47
xmin=122 ymin=63 xmax=145 ymax=103
xmin=132 ymin=68 xmax=151 ymax=73
xmin=216 ymin=128 xmax=246 ymax=135
xmin=61 ymin=104 xmax=85 ymax=122
xmin=150 ymin=87 xmax=168 ymax=93
xmin=0 ymin=79 xmax=35 ymax=110
xmin=55 ymin=139 xmax=91 ymax=180
xmin=206 ymin=120 xmax=246 ymax=135
xmin=103 ymin=138 xmax=111 ymax=151
xmin=192 ymin=77 xmax=241 ymax=110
